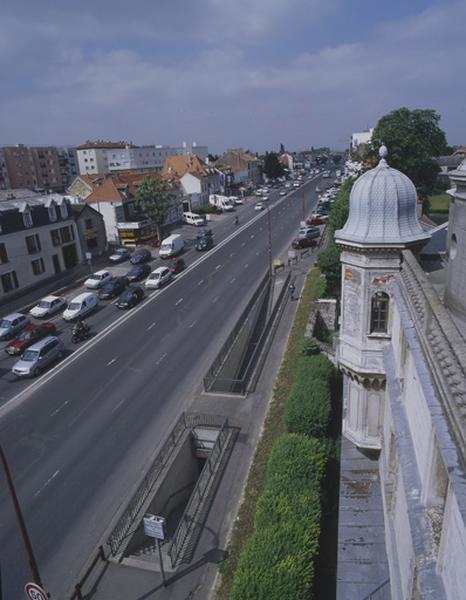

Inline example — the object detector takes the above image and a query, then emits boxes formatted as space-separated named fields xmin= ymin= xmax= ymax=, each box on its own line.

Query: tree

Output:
xmin=262 ymin=151 xmax=285 ymax=180
xmin=134 ymin=175 xmax=177 ymax=242
xmin=365 ymin=108 xmax=447 ymax=201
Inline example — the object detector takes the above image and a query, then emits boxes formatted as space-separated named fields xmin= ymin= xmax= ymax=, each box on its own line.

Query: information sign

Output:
xmin=143 ymin=514 xmax=166 ymax=540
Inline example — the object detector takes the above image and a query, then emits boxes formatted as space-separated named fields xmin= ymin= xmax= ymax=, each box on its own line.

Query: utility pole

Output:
xmin=302 ymin=188 xmax=305 ymax=222
xmin=0 ymin=446 xmax=44 ymax=590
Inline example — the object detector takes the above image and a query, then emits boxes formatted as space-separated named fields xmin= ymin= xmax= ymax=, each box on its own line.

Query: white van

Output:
xmin=183 ymin=212 xmax=205 ymax=227
xmin=62 ymin=292 xmax=98 ymax=321
xmin=159 ymin=234 xmax=184 ymax=259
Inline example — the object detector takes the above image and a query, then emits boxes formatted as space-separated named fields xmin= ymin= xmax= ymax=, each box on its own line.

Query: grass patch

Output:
xmin=427 ymin=192 xmax=450 ymax=214
xmin=215 ymin=268 xmax=327 ymax=598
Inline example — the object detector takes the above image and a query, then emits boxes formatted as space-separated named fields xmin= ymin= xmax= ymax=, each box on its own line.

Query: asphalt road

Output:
xmin=0 ymin=176 xmax=323 ymax=599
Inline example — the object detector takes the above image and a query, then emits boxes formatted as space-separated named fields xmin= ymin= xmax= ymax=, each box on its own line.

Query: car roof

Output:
xmin=152 ymin=267 xmax=168 ymax=274
xmin=40 ymin=295 xmax=62 ymax=303
xmin=70 ymin=292 xmax=96 ymax=301
xmin=2 ymin=312 xmax=26 ymax=320
xmin=26 ymin=335 xmax=59 ymax=351
xmin=92 ymin=269 xmax=110 ymax=276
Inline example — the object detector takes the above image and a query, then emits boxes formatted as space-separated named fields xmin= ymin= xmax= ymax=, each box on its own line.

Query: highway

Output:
xmin=0 ymin=177 xmax=322 ymax=599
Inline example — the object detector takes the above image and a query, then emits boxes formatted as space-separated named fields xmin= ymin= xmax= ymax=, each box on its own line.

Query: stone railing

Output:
xmin=398 ymin=251 xmax=466 ymax=462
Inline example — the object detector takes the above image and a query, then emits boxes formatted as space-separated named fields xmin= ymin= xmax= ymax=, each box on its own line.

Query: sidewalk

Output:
xmin=76 ymin=248 xmax=319 ymax=600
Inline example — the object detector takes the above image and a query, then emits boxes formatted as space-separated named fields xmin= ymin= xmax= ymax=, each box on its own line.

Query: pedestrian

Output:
xmin=288 ymin=283 xmax=295 ymax=300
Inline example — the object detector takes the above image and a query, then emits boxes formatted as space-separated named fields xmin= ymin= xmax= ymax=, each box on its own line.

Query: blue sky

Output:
xmin=1 ymin=0 xmax=465 ymax=153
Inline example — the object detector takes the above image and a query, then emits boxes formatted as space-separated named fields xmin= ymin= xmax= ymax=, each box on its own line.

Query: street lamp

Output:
xmin=266 ymin=204 xmax=273 ymax=279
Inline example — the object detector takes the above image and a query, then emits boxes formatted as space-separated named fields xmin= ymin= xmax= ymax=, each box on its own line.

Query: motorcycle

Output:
xmin=72 ymin=323 xmax=91 ymax=343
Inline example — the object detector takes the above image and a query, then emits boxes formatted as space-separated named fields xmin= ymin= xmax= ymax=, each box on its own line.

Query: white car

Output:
xmin=254 ymin=202 xmax=265 ymax=211
xmin=29 ymin=295 xmax=67 ymax=319
xmin=145 ymin=267 xmax=172 ymax=290
xmin=109 ymin=248 xmax=130 ymax=263
xmin=279 ymin=190 xmax=286 ymax=196
xmin=84 ymin=270 xmax=112 ymax=289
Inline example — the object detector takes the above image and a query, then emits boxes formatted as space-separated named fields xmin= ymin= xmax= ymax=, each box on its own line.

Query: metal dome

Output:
xmin=335 ymin=146 xmax=430 ymax=247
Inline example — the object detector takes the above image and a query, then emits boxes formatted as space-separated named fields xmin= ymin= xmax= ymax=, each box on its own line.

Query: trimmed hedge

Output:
xmin=284 ymin=354 xmax=333 ymax=439
xmin=230 ymin=434 xmax=327 ymax=600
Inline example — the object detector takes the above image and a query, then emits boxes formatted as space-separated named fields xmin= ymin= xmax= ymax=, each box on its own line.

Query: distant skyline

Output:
xmin=1 ymin=0 xmax=465 ymax=153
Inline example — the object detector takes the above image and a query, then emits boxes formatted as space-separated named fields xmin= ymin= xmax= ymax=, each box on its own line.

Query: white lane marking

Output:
xmin=256 ymin=252 xmax=260 ymax=256
xmin=244 ymin=264 xmax=249 ymax=269
xmin=155 ymin=353 xmax=167 ymax=365
xmin=241 ymin=242 xmax=245 ymax=247
xmin=34 ymin=470 xmax=59 ymax=497
xmin=229 ymin=253 xmax=235 ymax=258
xmin=107 ymin=357 xmax=118 ymax=366
xmin=188 ymin=319 xmax=197 ymax=328
xmin=250 ymin=234 xmax=255 ymax=239
xmin=50 ymin=400 xmax=69 ymax=417
xmin=198 ymin=279 xmax=204 ymax=286
xmin=111 ymin=398 xmax=126 ymax=413
xmin=147 ymin=322 xmax=157 ymax=331
xmin=175 ymin=298 xmax=183 ymax=306
xmin=230 ymin=278 xmax=236 ymax=284
xmin=212 ymin=296 xmax=219 ymax=304
xmin=215 ymin=264 xmax=222 ymax=270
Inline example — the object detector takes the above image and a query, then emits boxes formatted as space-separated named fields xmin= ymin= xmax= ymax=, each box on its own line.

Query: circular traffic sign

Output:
xmin=24 ymin=582 xmax=48 ymax=600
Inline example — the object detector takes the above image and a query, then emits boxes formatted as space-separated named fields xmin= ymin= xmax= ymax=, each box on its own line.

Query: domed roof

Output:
xmin=335 ymin=146 xmax=430 ymax=247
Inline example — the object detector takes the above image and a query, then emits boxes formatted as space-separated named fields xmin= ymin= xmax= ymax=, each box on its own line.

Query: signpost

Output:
xmin=85 ymin=251 xmax=92 ymax=274
xmin=143 ymin=514 xmax=167 ymax=586
xmin=24 ymin=582 xmax=47 ymax=600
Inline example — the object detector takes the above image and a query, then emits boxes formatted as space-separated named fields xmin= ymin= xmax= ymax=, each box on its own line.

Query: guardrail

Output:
xmin=168 ymin=417 xmax=229 ymax=567
xmin=362 ymin=578 xmax=390 ymax=600
xmin=69 ymin=546 xmax=106 ymax=600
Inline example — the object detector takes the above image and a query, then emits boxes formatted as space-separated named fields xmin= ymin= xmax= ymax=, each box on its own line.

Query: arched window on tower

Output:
xmin=370 ymin=292 xmax=389 ymax=333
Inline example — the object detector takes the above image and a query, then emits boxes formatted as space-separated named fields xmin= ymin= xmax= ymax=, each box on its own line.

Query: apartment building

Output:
xmin=0 ymin=190 xmax=82 ymax=303
xmin=30 ymin=146 xmax=63 ymax=190
xmin=2 ymin=146 xmax=37 ymax=189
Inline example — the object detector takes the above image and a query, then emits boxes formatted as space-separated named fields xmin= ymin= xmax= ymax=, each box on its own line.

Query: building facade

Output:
xmin=336 ymin=148 xmax=466 ymax=599
xmin=0 ymin=192 xmax=82 ymax=303
xmin=71 ymin=204 xmax=107 ymax=258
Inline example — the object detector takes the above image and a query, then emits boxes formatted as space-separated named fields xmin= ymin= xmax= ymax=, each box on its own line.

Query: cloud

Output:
xmin=0 ymin=1 xmax=465 ymax=150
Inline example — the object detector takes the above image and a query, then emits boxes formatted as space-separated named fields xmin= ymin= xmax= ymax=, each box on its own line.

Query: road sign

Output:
xmin=85 ymin=252 xmax=92 ymax=260
xmin=143 ymin=514 xmax=166 ymax=540
xmin=24 ymin=582 xmax=47 ymax=600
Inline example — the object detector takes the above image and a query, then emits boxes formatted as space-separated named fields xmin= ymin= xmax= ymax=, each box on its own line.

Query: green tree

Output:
xmin=263 ymin=151 xmax=285 ymax=180
xmin=134 ymin=175 xmax=177 ymax=242
xmin=365 ymin=107 xmax=447 ymax=201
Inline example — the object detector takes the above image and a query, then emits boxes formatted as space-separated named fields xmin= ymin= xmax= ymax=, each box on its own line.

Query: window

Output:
xmin=32 ymin=258 xmax=45 ymax=276
xmin=0 ymin=243 xmax=8 ymax=264
xmin=60 ymin=225 xmax=74 ymax=243
xmin=59 ymin=203 xmax=68 ymax=219
xmin=25 ymin=234 xmax=41 ymax=254
xmin=51 ymin=229 xmax=61 ymax=246
xmin=22 ymin=209 xmax=33 ymax=228
xmin=1 ymin=271 xmax=19 ymax=293
xmin=370 ymin=292 xmax=390 ymax=334
xmin=85 ymin=218 xmax=93 ymax=230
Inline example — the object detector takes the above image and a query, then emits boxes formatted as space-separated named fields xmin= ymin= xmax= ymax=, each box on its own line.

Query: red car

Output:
xmin=168 ymin=257 xmax=186 ymax=273
xmin=292 ymin=237 xmax=317 ymax=250
xmin=306 ymin=214 xmax=328 ymax=225
xmin=5 ymin=322 xmax=56 ymax=356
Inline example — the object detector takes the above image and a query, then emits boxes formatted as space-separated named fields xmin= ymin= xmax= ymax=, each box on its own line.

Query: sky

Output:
xmin=1 ymin=0 xmax=465 ymax=153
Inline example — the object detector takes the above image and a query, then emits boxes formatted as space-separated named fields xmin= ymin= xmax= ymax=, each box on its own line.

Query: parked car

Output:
xmin=168 ymin=257 xmax=186 ymax=273
xmin=306 ymin=214 xmax=327 ymax=225
xmin=298 ymin=225 xmax=320 ymax=239
xmin=145 ymin=267 xmax=172 ymax=289
xmin=62 ymin=292 xmax=98 ymax=321
xmin=109 ymin=248 xmax=130 ymax=263
xmin=130 ymin=248 xmax=152 ymax=264
xmin=98 ymin=277 xmax=129 ymax=300
xmin=279 ymin=190 xmax=286 ymax=196
xmin=292 ymin=237 xmax=317 ymax=249
xmin=254 ymin=202 xmax=265 ymax=211
xmin=29 ymin=295 xmax=67 ymax=319
xmin=126 ymin=263 xmax=152 ymax=282
xmin=183 ymin=212 xmax=205 ymax=227
xmin=0 ymin=313 xmax=30 ymax=340
xmin=5 ymin=322 xmax=56 ymax=356
xmin=84 ymin=270 xmax=112 ymax=289
xmin=315 ymin=186 xmax=322 ymax=193
xmin=115 ymin=286 xmax=145 ymax=309
xmin=12 ymin=336 xmax=65 ymax=378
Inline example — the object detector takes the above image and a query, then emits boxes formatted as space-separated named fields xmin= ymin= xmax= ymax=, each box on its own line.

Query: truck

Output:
xmin=159 ymin=234 xmax=184 ymax=259
xmin=195 ymin=229 xmax=214 ymax=251
xmin=209 ymin=194 xmax=235 ymax=212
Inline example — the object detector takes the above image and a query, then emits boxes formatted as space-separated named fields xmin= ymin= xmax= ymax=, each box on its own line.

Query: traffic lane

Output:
xmin=0 ymin=216 xmax=277 ymax=598
xmin=0 ymin=181 xmax=320 ymax=596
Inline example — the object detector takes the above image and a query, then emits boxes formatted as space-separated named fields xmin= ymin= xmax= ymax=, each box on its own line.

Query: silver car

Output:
xmin=12 ymin=336 xmax=65 ymax=377
xmin=0 ymin=313 xmax=30 ymax=340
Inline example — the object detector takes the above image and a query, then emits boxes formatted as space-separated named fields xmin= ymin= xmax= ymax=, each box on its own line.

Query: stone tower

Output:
xmin=444 ymin=158 xmax=466 ymax=317
xmin=335 ymin=146 xmax=430 ymax=450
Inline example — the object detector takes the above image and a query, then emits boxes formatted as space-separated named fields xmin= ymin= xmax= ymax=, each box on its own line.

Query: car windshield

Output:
xmin=68 ymin=302 xmax=81 ymax=311
xmin=21 ymin=349 xmax=39 ymax=362
xmin=160 ymin=244 xmax=171 ymax=251
xmin=151 ymin=273 xmax=160 ymax=279
xmin=18 ymin=331 xmax=33 ymax=340
xmin=37 ymin=300 xmax=51 ymax=308
xmin=0 ymin=319 xmax=12 ymax=328
xmin=89 ymin=274 xmax=101 ymax=281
